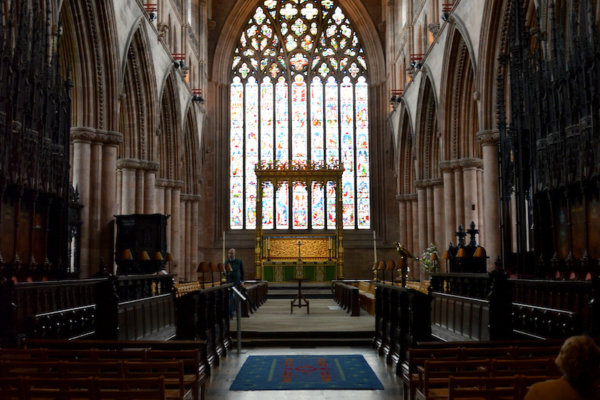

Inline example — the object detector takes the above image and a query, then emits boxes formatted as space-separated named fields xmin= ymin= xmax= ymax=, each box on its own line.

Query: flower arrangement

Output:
xmin=420 ymin=243 xmax=440 ymax=273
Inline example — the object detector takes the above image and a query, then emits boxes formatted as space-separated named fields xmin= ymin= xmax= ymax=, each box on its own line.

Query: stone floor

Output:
xmin=205 ymin=298 xmax=404 ymax=399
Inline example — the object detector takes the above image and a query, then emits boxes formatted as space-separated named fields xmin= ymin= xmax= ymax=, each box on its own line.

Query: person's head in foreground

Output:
xmin=556 ymin=335 xmax=600 ymax=397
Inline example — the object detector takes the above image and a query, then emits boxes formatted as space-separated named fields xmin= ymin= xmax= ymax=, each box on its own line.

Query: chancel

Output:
xmin=1 ymin=0 xmax=600 ymax=399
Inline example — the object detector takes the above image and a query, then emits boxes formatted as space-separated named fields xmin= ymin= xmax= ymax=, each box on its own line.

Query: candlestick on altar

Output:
xmin=297 ymin=240 xmax=303 ymax=261
xmin=373 ymin=230 xmax=377 ymax=265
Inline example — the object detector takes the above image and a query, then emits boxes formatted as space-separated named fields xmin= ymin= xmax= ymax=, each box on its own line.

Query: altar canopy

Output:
xmin=255 ymin=161 xmax=344 ymax=281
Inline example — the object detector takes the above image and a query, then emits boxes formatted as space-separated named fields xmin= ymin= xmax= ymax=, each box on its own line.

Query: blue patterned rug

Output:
xmin=230 ymin=355 xmax=384 ymax=391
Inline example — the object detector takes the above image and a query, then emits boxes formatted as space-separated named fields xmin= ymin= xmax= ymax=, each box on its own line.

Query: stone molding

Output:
xmin=415 ymin=178 xmax=444 ymax=188
xmin=117 ymin=158 xmax=160 ymax=172
xmin=181 ymin=193 xmax=202 ymax=201
xmin=156 ymin=178 xmax=184 ymax=189
xmin=396 ymin=193 xmax=418 ymax=201
xmin=477 ymin=129 xmax=499 ymax=145
xmin=439 ymin=158 xmax=483 ymax=171
xmin=71 ymin=126 xmax=123 ymax=145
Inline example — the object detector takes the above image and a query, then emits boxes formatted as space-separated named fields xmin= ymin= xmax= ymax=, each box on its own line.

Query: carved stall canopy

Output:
xmin=0 ymin=0 xmax=74 ymax=282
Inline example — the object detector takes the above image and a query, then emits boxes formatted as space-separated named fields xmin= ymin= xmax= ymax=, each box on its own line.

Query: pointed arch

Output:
xmin=396 ymin=103 xmax=416 ymax=195
xmin=119 ymin=23 xmax=159 ymax=161
xmin=182 ymin=107 xmax=201 ymax=195
xmin=440 ymin=26 xmax=480 ymax=161
xmin=415 ymin=75 xmax=440 ymax=180
xmin=58 ymin=0 xmax=119 ymax=130
xmin=157 ymin=73 xmax=182 ymax=180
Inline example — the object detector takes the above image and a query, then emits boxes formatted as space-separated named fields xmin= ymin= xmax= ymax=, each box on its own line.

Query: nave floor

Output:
xmin=204 ymin=297 xmax=403 ymax=399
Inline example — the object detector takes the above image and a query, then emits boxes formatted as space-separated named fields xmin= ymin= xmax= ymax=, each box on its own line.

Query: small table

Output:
xmin=290 ymin=278 xmax=309 ymax=314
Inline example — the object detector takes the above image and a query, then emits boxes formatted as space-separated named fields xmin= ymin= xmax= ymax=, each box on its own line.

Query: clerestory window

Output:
xmin=230 ymin=0 xmax=370 ymax=230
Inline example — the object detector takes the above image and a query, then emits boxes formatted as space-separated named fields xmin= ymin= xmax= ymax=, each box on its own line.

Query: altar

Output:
xmin=253 ymin=161 xmax=345 ymax=282
xmin=260 ymin=234 xmax=337 ymax=282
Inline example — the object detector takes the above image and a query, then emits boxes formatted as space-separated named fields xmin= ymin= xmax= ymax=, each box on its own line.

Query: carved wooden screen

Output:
xmin=0 ymin=1 xmax=73 ymax=281
xmin=229 ymin=0 xmax=371 ymax=231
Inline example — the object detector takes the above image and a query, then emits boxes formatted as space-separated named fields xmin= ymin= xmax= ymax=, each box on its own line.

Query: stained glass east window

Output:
xmin=230 ymin=0 xmax=370 ymax=230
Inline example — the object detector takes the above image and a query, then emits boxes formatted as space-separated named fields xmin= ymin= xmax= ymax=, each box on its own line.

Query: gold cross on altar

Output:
xmin=296 ymin=240 xmax=303 ymax=261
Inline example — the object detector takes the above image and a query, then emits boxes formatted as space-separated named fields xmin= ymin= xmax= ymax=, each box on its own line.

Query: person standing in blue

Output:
xmin=225 ymin=248 xmax=244 ymax=318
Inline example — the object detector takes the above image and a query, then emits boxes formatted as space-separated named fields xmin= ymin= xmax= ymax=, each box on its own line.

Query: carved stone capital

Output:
xmin=458 ymin=158 xmax=483 ymax=169
xmin=181 ymin=193 xmax=202 ymax=202
xmin=477 ymin=129 xmax=499 ymax=146
xmin=156 ymin=178 xmax=184 ymax=189
xmin=396 ymin=193 xmax=418 ymax=201
xmin=117 ymin=158 xmax=159 ymax=172
xmin=71 ymin=127 xmax=123 ymax=145
xmin=439 ymin=160 xmax=459 ymax=172
xmin=428 ymin=23 xmax=440 ymax=36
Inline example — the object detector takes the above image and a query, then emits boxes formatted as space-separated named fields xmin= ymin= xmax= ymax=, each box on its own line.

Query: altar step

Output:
xmin=239 ymin=330 xmax=374 ymax=348
xmin=267 ymin=283 xmax=332 ymax=299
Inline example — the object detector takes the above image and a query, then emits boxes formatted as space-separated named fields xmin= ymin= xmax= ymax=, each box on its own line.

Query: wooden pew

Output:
xmin=22 ymin=339 xmax=208 ymax=399
xmin=357 ymin=281 xmax=376 ymax=315
xmin=95 ymin=376 xmax=166 ymax=399
xmin=447 ymin=375 xmax=521 ymax=400
xmin=123 ymin=360 xmax=190 ymax=400
xmin=415 ymin=359 xmax=491 ymax=400
xmin=332 ymin=281 xmax=360 ymax=316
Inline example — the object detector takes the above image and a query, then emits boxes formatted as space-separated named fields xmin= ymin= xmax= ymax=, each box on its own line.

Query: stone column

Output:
xmin=164 ymin=185 xmax=172 ymax=254
xmin=171 ymin=182 xmax=183 ymax=277
xmin=431 ymin=178 xmax=444 ymax=246
xmin=461 ymin=158 xmax=483 ymax=229
xmin=144 ymin=170 xmax=156 ymax=214
xmin=397 ymin=195 xmax=407 ymax=247
xmin=100 ymin=133 xmax=122 ymax=272
xmin=453 ymin=166 xmax=465 ymax=228
xmin=191 ymin=197 xmax=200 ymax=276
xmin=155 ymin=185 xmax=165 ymax=214
xmin=71 ymin=130 xmax=92 ymax=277
xmin=433 ymin=180 xmax=445 ymax=270
xmin=89 ymin=142 xmax=102 ymax=274
xmin=185 ymin=198 xmax=192 ymax=280
xmin=478 ymin=130 xmax=501 ymax=270
xmin=416 ymin=184 xmax=427 ymax=255
xmin=135 ymin=169 xmax=144 ymax=213
xmin=441 ymin=161 xmax=456 ymax=246
xmin=116 ymin=169 xmax=122 ymax=214
xmin=426 ymin=184 xmax=434 ymax=245
xmin=411 ymin=197 xmax=419 ymax=279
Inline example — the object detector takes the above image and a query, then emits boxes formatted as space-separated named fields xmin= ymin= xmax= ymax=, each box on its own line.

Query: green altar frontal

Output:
xmin=262 ymin=261 xmax=337 ymax=282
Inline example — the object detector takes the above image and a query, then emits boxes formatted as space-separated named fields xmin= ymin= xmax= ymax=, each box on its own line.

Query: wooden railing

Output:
xmin=2 ymin=274 xmax=178 ymax=346
xmin=428 ymin=273 xmax=599 ymax=341
xmin=240 ymin=281 xmax=268 ymax=317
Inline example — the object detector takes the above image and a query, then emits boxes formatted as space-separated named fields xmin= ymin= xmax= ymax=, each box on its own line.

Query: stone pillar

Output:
xmin=191 ymin=198 xmax=200 ymax=276
xmin=135 ymin=169 xmax=144 ymax=213
xmin=185 ymin=198 xmax=192 ymax=280
xmin=453 ymin=167 xmax=465 ymax=228
xmin=101 ymin=136 xmax=121 ymax=273
xmin=164 ymin=185 xmax=172 ymax=253
xmin=478 ymin=130 xmax=501 ymax=271
xmin=71 ymin=132 xmax=92 ymax=277
xmin=433 ymin=181 xmax=445 ymax=270
xmin=416 ymin=185 xmax=427 ymax=255
xmin=426 ymin=185 xmax=434 ymax=245
xmin=397 ymin=195 xmax=407 ymax=247
xmin=441 ymin=162 xmax=456 ymax=246
xmin=155 ymin=186 xmax=165 ymax=214
xmin=461 ymin=158 xmax=483 ymax=229
xmin=116 ymin=169 xmax=122 ymax=214
xmin=119 ymin=165 xmax=136 ymax=215
xmin=144 ymin=170 xmax=156 ymax=214
xmin=171 ymin=183 xmax=183 ymax=277
xmin=89 ymin=142 xmax=102 ymax=274
xmin=411 ymin=197 xmax=419 ymax=279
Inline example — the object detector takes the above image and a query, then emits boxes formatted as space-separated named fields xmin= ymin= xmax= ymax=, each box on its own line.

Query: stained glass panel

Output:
xmin=292 ymin=75 xmax=307 ymax=161
xmin=292 ymin=182 xmax=308 ymax=229
xmin=312 ymin=182 xmax=325 ymax=229
xmin=261 ymin=77 xmax=274 ymax=163
xmin=276 ymin=182 xmax=289 ymax=229
xmin=262 ymin=182 xmax=274 ymax=229
xmin=327 ymin=181 xmax=336 ymax=229
xmin=325 ymin=77 xmax=338 ymax=164
xmin=311 ymin=77 xmax=324 ymax=162
xmin=275 ymin=77 xmax=288 ymax=162
xmin=231 ymin=0 xmax=370 ymax=230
